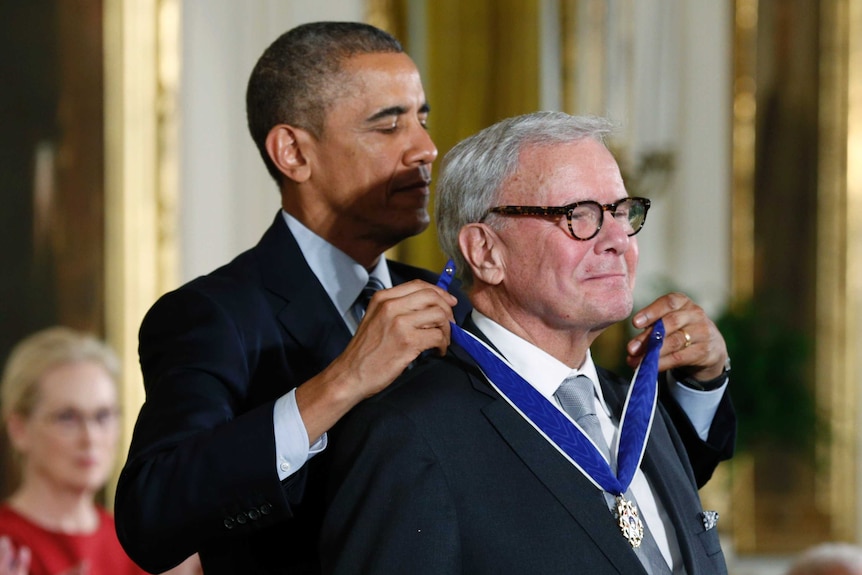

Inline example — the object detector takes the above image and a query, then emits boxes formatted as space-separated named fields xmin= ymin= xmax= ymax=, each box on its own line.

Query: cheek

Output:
xmin=102 ymin=429 xmax=121 ymax=454
xmin=627 ymin=244 xmax=639 ymax=287
xmin=28 ymin=431 xmax=72 ymax=464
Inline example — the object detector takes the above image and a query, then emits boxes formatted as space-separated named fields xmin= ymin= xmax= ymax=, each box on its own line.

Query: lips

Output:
xmin=395 ymin=178 xmax=431 ymax=194
xmin=583 ymin=271 xmax=627 ymax=282
xmin=393 ymin=165 xmax=432 ymax=193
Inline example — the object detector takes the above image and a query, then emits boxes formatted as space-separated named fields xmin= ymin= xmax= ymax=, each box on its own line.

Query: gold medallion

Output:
xmin=614 ymin=495 xmax=644 ymax=548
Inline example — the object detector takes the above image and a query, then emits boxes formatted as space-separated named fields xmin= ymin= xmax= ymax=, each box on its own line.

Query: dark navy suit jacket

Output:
xmin=114 ymin=213 xmax=470 ymax=574
xmin=320 ymin=317 xmax=733 ymax=574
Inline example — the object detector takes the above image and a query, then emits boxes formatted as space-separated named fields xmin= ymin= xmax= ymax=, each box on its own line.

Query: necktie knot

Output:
xmin=555 ymin=374 xmax=609 ymax=461
xmin=352 ymin=276 xmax=386 ymax=322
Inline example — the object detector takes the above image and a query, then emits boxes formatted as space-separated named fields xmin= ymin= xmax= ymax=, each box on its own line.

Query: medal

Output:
xmin=614 ymin=494 xmax=644 ymax=548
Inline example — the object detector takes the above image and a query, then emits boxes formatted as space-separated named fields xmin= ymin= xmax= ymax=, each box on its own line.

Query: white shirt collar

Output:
xmin=470 ymin=310 xmax=611 ymax=415
xmin=282 ymin=211 xmax=392 ymax=332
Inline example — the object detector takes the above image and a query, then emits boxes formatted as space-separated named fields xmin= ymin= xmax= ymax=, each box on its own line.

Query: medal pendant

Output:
xmin=614 ymin=495 xmax=644 ymax=548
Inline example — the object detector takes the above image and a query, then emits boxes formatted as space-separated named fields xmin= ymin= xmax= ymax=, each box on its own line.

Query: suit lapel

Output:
xmin=450 ymin=321 xmax=645 ymax=574
xmin=256 ymin=213 xmax=353 ymax=369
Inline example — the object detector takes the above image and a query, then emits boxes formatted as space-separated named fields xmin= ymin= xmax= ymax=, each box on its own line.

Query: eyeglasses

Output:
xmin=487 ymin=197 xmax=651 ymax=241
xmin=42 ymin=407 xmax=119 ymax=432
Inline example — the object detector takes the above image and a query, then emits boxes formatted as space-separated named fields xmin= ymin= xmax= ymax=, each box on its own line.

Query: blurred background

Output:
xmin=1 ymin=1 xmax=860 ymax=572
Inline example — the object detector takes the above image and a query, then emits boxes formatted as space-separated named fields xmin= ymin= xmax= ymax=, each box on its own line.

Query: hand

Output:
xmin=625 ymin=292 xmax=728 ymax=382
xmin=297 ymin=279 xmax=458 ymax=440
xmin=339 ymin=279 xmax=458 ymax=394
xmin=0 ymin=537 xmax=31 ymax=575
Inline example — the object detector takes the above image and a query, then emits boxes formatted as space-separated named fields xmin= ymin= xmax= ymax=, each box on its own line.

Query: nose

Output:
xmin=404 ymin=123 xmax=438 ymax=166
xmin=593 ymin=211 xmax=631 ymax=253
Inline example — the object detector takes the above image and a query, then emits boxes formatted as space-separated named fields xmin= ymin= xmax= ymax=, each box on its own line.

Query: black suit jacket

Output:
xmin=320 ymin=318 xmax=730 ymax=574
xmin=114 ymin=213 xmax=470 ymax=575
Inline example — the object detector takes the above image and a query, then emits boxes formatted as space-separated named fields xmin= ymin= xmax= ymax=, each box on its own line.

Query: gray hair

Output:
xmin=434 ymin=111 xmax=616 ymax=289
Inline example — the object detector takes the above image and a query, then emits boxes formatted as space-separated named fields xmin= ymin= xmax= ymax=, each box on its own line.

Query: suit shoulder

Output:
xmin=355 ymin=353 xmax=491 ymax=423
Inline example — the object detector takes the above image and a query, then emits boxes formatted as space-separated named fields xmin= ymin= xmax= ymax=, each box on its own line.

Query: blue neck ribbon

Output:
xmin=437 ymin=260 xmax=664 ymax=495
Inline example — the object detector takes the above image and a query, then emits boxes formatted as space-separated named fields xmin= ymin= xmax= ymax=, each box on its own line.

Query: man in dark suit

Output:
xmin=114 ymin=22 xmax=464 ymax=575
xmin=320 ymin=112 xmax=734 ymax=574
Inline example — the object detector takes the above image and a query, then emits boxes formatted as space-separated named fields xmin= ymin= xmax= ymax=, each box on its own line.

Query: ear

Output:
xmin=6 ymin=413 xmax=30 ymax=454
xmin=264 ymin=124 xmax=313 ymax=183
xmin=459 ymin=223 xmax=506 ymax=286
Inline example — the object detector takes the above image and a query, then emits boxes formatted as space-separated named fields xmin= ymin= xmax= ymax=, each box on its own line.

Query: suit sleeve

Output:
xmin=114 ymin=287 xmax=298 ymax=573
xmin=659 ymin=373 xmax=737 ymax=488
xmin=321 ymin=401 xmax=461 ymax=575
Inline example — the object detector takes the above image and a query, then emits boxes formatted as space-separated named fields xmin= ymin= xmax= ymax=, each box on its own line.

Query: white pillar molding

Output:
xmin=179 ymin=0 xmax=365 ymax=283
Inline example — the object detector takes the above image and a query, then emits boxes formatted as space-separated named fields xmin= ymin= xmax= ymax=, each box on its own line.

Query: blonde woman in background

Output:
xmin=0 ymin=327 xmax=201 ymax=575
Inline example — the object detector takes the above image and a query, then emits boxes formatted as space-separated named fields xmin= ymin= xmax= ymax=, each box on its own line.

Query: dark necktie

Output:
xmin=351 ymin=276 xmax=386 ymax=323
xmin=555 ymin=375 xmax=674 ymax=575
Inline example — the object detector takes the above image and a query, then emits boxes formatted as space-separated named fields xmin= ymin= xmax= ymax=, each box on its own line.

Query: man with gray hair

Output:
xmin=320 ymin=111 xmax=734 ymax=574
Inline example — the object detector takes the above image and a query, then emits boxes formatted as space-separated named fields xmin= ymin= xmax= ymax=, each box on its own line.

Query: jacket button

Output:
xmin=260 ymin=503 xmax=273 ymax=515
xmin=248 ymin=509 xmax=260 ymax=520
xmin=223 ymin=518 xmax=235 ymax=529
xmin=236 ymin=512 xmax=248 ymax=525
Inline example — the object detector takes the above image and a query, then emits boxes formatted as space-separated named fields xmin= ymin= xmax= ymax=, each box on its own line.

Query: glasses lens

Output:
xmin=569 ymin=203 xmax=602 ymax=239
xmin=621 ymin=198 xmax=647 ymax=235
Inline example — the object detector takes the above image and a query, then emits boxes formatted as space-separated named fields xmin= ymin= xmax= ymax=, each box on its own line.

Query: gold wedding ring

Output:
xmin=681 ymin=329 xmax=692 ymax=348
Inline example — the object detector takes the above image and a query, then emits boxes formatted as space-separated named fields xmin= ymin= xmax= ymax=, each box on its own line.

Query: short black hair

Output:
xmin=246 ymin=21 xmax=404 ymax=183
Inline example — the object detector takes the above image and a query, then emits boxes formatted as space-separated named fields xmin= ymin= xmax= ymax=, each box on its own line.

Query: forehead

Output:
xmin=502 ymin=139 xmax=624 ymax=204
xmin=35 ymin=360 xmax=117 ymax=409
xmin=325 ymin=52 xmax=425 ymax=115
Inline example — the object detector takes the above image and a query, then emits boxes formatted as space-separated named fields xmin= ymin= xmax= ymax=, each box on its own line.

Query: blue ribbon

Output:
xmin=437 ymin=260 xmax=664 ymax=495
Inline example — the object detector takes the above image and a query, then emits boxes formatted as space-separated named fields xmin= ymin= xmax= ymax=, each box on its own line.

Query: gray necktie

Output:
xmin=351 ymin=276 xmax=386 ymax=323
xmin=555 ymin=375 xmax=674 ymax=575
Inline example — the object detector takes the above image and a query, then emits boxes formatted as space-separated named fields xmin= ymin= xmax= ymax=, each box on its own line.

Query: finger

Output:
xmin=629 ymin=293 xmax=691 ymax=349
xmin=371 ymin=279 xmax=458 ymax=307
xmin=672 ymin=326 xmax=694 ymax=352
xmin=627 ymin=322 xmax=698 ymax=370
xmin=0 ymin=536 xmax=10 ymax=565
xmin=15 ymin=548 xmax=31 ymax=575
xmin=365 ymin=287 xmax=457 ymax=327
xmin=631 ymin=292 xmax=690 ymax=329
xmin=349 ymin=305 xmax=454 ymax=380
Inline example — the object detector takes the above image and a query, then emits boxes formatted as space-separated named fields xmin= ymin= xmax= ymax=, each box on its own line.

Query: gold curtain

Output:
xmin=728 ymin=0 xmax=862 ymax=551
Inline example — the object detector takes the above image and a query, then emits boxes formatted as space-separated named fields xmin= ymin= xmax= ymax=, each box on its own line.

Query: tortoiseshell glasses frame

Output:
xmin=486 ymin=197 xmax=651 ymax=241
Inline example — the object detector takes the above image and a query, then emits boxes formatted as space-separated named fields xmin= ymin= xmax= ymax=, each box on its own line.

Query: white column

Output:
xmin=179 ymin=0 xmax=364 ymax=282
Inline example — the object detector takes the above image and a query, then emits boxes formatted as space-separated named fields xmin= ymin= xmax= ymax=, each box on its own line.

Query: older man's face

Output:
xmin=491 ymin=139 xmax=638 ymax=337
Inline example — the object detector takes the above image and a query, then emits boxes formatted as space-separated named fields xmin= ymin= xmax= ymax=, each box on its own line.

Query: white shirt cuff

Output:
xmin=274 ymin=388 xmax=328 ymax=481
xmin=666 ymin=374 xmax=728 ymax=441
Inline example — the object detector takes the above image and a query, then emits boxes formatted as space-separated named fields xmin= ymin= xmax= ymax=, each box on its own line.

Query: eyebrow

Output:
xmin=365 ymin=103 xmax=431 ymax=124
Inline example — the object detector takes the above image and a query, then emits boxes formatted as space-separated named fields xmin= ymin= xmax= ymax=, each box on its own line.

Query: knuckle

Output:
xmin=668 ymin=291 xmax=689 ymax=309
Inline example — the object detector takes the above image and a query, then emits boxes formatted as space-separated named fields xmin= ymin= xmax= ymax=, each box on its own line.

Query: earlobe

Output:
xmin=459 ymin=224 xmax=505 ymax=286
xmin=265 ymin=125 xmax=312 ymax=183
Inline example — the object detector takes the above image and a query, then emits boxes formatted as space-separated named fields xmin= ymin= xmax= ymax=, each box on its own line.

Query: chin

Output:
xmin=386 ymin=214 xmax=430 ymax=243
xmin=595 ymin=301 xmax=634 ymax=327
